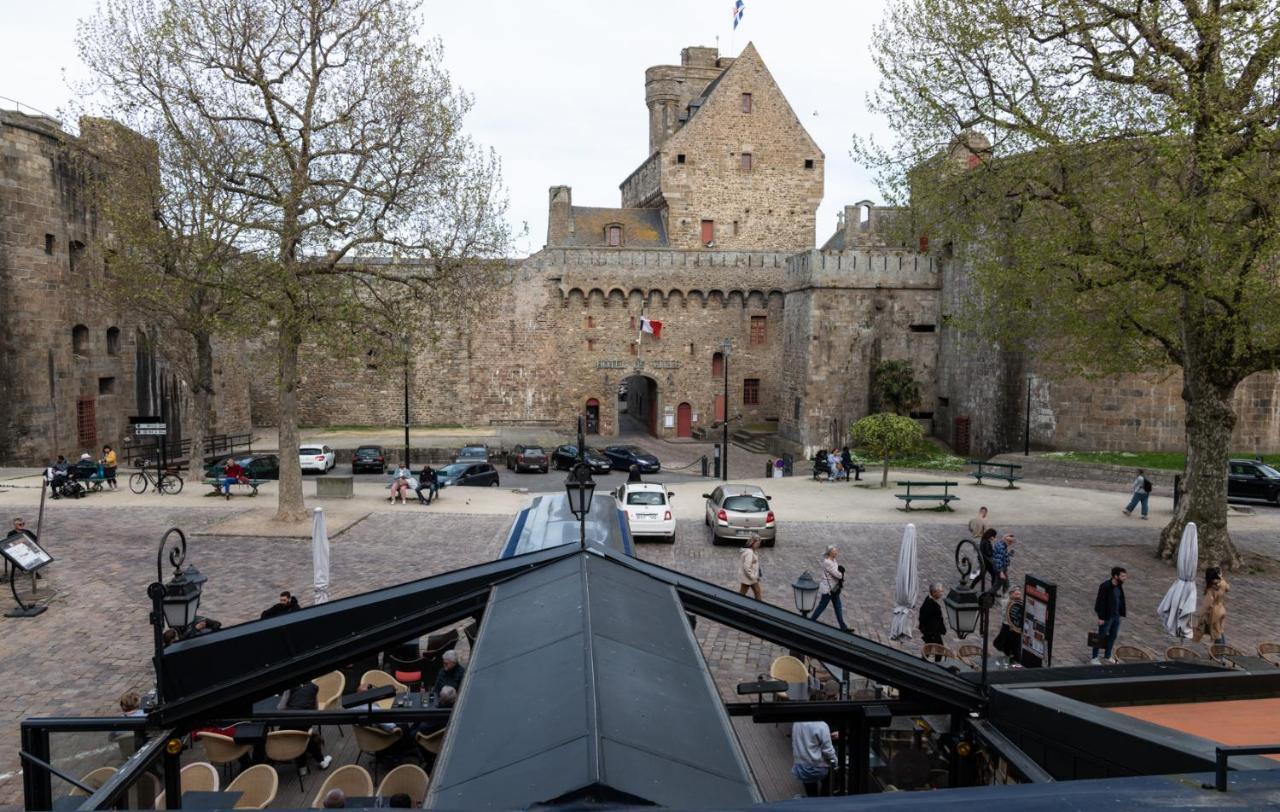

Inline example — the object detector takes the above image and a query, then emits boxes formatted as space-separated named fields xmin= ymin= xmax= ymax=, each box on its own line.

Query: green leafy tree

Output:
xmin=872 ymin=359 xmax=922 ymax=415
xmin=79 ymin=0 xmax=511 ymax=522
xmin=860 ymin=0 xmax=1280 ymax=568
xmin=850 ymin=413 xmax=924 ymax=487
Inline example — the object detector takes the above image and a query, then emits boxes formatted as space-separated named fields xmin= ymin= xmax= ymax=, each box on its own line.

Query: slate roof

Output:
xmin=562 ymin=206 xmax=668 ymax=247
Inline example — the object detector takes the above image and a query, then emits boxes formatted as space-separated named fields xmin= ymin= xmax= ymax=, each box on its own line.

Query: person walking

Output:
xmin=918 ymin=582 xmax=946 ymax=661
xmin=991 ymin=533 xmax=1016 ymax=595
xmin=100 ymin=445 xmax=118 ymax=489
xmin=1122 ymin=469 xmax=1152 ymax=519
xmin=1091 ymin=566 xmax=1128 ymax=664
xmin=790 ymin=717 xmax=838 ymax=797
xmin=1193 ymin=567 xmax=1230 ymax=645
xmin=810 ymin=546 xmax=851 ymax=632
xmin=738 ymin=534 xmax=763 ymax=600
xmin=978 ymin=528 xmax=999 ymax=585
xmin=993 ymin=586 xmax=1024 ymax=664
xmin=968 ymin=507 xmax=989 ymax=540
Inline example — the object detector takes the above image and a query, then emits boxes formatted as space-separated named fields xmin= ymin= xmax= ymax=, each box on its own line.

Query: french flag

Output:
xmin=640 ymin=316 xmax=663 ymax=340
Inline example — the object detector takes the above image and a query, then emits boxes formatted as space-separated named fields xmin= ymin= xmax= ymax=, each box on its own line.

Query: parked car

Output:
xmin=614 ymin=482 xmax=676 ymax=543
xmin=352 ymin=445 xmax=386 ymax=474
xmin=703 ymin=484 xmax=776 ymax=546
xmin=455 ymin=445 xmax=490 ymax=464
xmin=506 ymin=445 xmax=549 ymax=473
xmin=299 ymin=444 xmax=336 ymax=473
xmin=551 ymin=445 xmax=613 ymax=474
xmin=1227 ymin=459 xmax=1280 ymax=503
xmin=435 ymin=462 xmax=500 ymax=488
xmin=203 ymin=453 xmax=280 ymax=481
xmin=603 ymin=445 xmax=661 ymax=473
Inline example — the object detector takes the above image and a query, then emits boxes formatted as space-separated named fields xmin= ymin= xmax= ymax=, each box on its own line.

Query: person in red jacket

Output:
xmin=222 ymin=460 xmax=246 ymax=497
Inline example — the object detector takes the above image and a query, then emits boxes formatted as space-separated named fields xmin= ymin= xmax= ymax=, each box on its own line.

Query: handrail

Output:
xmin=1214 ymin=743 xmax=1280 ymax=791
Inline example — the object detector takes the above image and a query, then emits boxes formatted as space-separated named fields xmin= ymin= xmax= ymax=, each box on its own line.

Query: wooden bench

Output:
xmin=966 ymin=460 xmax=1024 ymax=488
xmin=894 ymin=480 xmax=960 ymax=511
xmin=202 ymin=477 xmax=265 ymax=498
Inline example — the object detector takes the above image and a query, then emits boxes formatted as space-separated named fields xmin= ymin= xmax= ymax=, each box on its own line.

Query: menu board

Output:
xmin=1 ymin=531 xmax=53 ymax=573
xmin=1019 ymin=574 xmax=1057 ymax=668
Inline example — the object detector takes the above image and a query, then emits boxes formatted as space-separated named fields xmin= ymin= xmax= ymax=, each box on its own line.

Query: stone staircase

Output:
xmin=731 ymin=425 xmax=775 ymax=454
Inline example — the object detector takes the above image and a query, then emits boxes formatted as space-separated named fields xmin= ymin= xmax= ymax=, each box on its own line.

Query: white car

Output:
xmin=615 ymin=482 xmax=676 ymax=543
xmin=299 ymin=444 xmax=336 ymax=473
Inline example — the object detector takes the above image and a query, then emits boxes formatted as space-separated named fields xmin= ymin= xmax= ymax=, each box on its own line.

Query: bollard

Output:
xmin=701 ymin=455 xmax=709 ymax=478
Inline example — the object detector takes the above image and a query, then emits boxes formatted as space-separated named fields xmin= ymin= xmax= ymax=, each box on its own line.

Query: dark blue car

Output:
xmin=603 ymin=445 xmax=661 ymax=473
xmin=551 ymin=445 xmax=613 ymax=474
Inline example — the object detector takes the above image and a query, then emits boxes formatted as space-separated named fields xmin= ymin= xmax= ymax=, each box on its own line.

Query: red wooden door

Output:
xmin=676 ymin=403 xmax=692 ymax=438
xmin=714 ymin=394 xmax=725 ymax=422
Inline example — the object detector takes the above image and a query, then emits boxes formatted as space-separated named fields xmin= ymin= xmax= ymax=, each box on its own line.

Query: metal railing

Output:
xmin=1213 ymin=743 xmax=1280 ymax=791
xmin=122 ymin=432 xmax=253 ymax=467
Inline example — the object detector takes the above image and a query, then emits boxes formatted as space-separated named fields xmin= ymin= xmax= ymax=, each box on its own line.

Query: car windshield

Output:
xmin=522 ymin=447 xmax=545 ymax=455
xmin=300 ymin=447 xmax=322 ymax=455
xmin=1260 ymin=464 xmax=1280 ymax=478
xmin=723 ymin=495 xmax=769 ymax=512
xmin=355 ymin=448 xmax=380 ymax=457
xmin=621 ymin=446 xmax=646 ymax=455
xmin=586 ymin=448 xmax=607 ymax=457
xmin=626 ymin=491 xmax=666 ymax=506
xmin=438 ymin=463 xmax=470 ymax=477
xmin=458 ymin=447 xmax=486 ymax=457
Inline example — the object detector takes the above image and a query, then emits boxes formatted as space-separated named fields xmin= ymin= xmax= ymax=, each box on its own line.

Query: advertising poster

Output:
xmin=1019 ymin=574 xmax=1057 ymax=668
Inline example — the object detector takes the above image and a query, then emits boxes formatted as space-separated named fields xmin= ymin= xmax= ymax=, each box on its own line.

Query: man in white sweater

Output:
xmin=791 ymin=719 xmax=838 ymax=797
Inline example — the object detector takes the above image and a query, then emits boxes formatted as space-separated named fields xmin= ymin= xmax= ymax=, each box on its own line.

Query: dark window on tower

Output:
xmin=711 ymin=352 xmax=724 ymax=378
xmin=106 ymin=326 xmax=121 ymax=355
xmin=629 ymin=342 xmax=638 ymax=356
xmin=586 ymin=338 xmax=596 ymax=351
xmin=607 ymin=225 xmax=622 ymax=247
xmin=909 ymin=324 xmax=937 ymax=333
xmin=743 ymin=378 xmax=760 ymax=405
xmin=44 ymin=234 xmax=54 ymax=255
xmin=69 ymin=240 xmax=85 ymax=273
xmin=365 ymin=349 xmax=378 ymax=370
xmin=585 ymin=315 xmax=595 ymax=328
xmin=740 ymin=153 xmax=752 ymax=171
xmin=733 ymin=221 xmax=740 ymax=236
xmin=72 ymin=324 xmax=89 ymax=356
xmin=76 ymin=396 xmax=96 ymax=448
xmin=804 ymin=159 xmax=815 ymax=169
xmin=98 ymin=377 xmax=116 ymax=395
xmin=701 ymin=220 xmax=715 ymax=245
xmin=676 ymin=153 xmax=686 ymax=164
xmin=741 ymin=93 xmax=752 ymax=113
xmin=750 ymin=315 xmax=766 ymax=345
xmin=793 ymin=397 xmax=802 ymax=421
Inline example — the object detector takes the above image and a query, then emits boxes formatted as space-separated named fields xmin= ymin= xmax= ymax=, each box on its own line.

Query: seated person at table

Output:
xmin=412 ymin=686 xmax=455 ymax=772
xmin=388 ymin=794 xmax=412 ymax=808
xmin=322 ymin=789 xmax=347 ymax=808
xmin=280 ymin=682 xmax=333 ymax=773
xmin=357 ymin=683 xmax=403 ymax=733
xmin=433 ymin=650 xmax=465 ymax=693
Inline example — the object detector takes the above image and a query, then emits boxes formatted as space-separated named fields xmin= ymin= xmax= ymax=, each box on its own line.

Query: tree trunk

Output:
xmin=881 ymin=458 xmax=890 ymax=488
xmin=1158 ymin=356 xmax=1242 ymax=570
xmin=188 ymin=331 xmax=216 ymax=478
xmin=274 ymin=324 xmax=307 ymax=522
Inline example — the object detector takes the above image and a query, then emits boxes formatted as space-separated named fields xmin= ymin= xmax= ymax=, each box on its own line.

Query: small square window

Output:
xmin=44 ymin=234 xmax=54 ymax=255
xmin=732 ymin=221 xmax=740 ymax=237
xmin=98 ymin=377 xmax=116 ymax=395
xmin=740 ymin=153 xmax=752 ymax=171
xmin=742 ymin=93 xmax=752 ymax=113
xmin=586 ymin=316 xmax=595 ymax=329
xmin=750 ymin=315 xmax=766 ymax=345
xmin=629 ymin=342 xmax=638 ymax=356
xmin=804 ymin=159 xmax=815 ymax=170
xmin=676 ymin=154 xmax=686 ymax=164
xmin=607 ymin=225 xmax=622 ymax=247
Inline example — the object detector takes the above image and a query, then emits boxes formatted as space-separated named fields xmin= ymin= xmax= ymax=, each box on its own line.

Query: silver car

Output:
xmin=703 ymin=484 xmax=776 ymax=546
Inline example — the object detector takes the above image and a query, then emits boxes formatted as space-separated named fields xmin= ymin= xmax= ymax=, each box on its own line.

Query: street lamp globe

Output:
xmin=943 ymin=584 xmax=981 ymax=639
xmin=792 ymin=571 xmax=819 ymax=615
xmin=564 ymin=464 xmax=596 ymax=520
xmin=162 ymin=565 xmax=207 ymax=630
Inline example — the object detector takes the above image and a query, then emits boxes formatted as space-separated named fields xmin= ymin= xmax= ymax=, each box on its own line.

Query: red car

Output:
xmin=506 ymin=445 xmax=550 ymax=474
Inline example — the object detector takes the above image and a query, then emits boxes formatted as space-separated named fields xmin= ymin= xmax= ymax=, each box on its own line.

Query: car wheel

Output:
xmin=765 ymin=539 xmax=776 ymax=548
xmin=491 ymin=479 xmax=499 ymax=487
xmin=704 ymin=512 xmax=710 ymax=527
xmin=541 ymin=467 xmax=549 ymax=474
xmin=666 ymin=534 xmax=676 ymax=545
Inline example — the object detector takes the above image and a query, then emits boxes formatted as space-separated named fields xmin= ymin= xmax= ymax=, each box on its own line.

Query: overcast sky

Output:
xmin=1 ymin=0 xmax=892 ymax=255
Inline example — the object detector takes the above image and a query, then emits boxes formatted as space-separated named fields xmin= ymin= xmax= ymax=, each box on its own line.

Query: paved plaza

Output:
xmin=1 ymin=473 xmax=1279 ymax=805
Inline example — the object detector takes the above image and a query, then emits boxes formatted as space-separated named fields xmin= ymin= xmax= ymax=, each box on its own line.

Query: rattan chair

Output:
xmin=357 ymin=669 xmax=408 ymax=709
xmin=355 ymin=725 xmax=402 ymax=782
xmin=154 ymin=761 xmax=219 ymax=808
xmin=461 ymin=619 xmax=479 ymax=651
xmin=376 ymin=763 xmax=430 ymax=806
xmin=224 ymin=763 xmax=278 ymax=809
xmin=1113 ymin=645 xmax=1156 ymax=663
xmin=956 ymin=644 xmax=983 ymax=669
xmin=265 ymin=728 xmax=314 ymax=791
xmin=921 ymin=644 xmax=956 ymax=663
xmin=313 ymin=669 xmax=348 ymax=738
xmin=1258 ymin=642 xmax=1280 ymax=666
xmin=196 ymin=731 xmax=253 ymax=781
xmin=769 ymin=655 xmax=808 ymax=700
xmin=1165 ymin=645 xmax=1206 ymax=662
xmin=68 ymin=766 xmax=117 ymax=796
xmin=416 ymin=726 xmax=447 ymax=756
xmin=310 ymin=764 xmax=373 ymax=809
xmin=1210 ymin=643 xmax=1244 ymax=663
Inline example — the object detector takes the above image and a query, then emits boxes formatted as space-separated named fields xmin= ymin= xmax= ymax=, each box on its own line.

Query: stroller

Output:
xmin=48 ymin=468 xmax=85 ymax=499
xmin=811 ymin=453 xmax=832 ymax=482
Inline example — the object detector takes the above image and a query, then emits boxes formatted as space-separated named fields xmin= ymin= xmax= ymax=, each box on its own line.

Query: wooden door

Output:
xmin=714 ymin=394 xmax=725 ymax=422
xmin=676 ymin=403 xmax=692 ymax=438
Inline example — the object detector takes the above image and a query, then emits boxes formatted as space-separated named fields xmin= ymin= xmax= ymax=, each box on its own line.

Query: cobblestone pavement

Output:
xmin=2 ymin=504 xmax=1278 ymax=805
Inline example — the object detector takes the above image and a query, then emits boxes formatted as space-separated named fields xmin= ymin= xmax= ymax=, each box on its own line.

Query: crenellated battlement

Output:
xmin=785 ymin=250 xmax=939 ymax=290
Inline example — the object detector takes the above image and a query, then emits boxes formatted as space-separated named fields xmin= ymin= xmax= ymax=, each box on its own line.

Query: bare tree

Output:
xmin=862 ymin=0 xmax=1280 ymax=568
xmin=79 ymin=0 xmax=511 ymax=521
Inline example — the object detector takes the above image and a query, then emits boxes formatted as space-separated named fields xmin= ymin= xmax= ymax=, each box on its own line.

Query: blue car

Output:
xmin=603 ymin=445 xmax=661 ymax=473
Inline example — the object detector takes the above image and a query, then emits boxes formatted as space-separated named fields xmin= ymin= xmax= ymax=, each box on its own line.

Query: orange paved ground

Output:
xmin=1111 ymin=698 xmax=1280 ymax=762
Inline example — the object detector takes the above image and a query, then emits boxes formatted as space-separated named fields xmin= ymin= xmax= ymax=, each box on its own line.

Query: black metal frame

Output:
xmin=1215 ymin=745 xmax=1280 ymax=791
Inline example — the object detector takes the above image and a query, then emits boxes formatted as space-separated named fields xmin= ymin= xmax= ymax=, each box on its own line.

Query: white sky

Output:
xmin=0 ymin=0 xmax=891 ymax=255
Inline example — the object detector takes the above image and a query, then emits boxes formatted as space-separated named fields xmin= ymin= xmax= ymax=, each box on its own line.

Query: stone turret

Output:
xmin=547 ymin=186 xmax=573 ymax=247
xmin=644 ymin=46 xmax=734 ymax=154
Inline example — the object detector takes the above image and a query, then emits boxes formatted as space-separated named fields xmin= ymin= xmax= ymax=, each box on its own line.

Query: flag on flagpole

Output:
xmin=733 ymin=0 xmax=744 ymax=29
xmin=640 ymin=316 xmax=663 ymax=340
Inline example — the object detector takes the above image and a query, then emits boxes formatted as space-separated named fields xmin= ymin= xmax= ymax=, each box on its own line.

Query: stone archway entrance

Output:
xmin=620 ymin=374 xmax=659 ymax=436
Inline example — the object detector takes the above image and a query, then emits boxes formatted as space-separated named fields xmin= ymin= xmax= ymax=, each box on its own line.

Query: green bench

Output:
xmin=966 ymin=460 xmax=1024 ymax=488
xmin=895 ymin=480 xmax=960 ymax=511
xmin=202 ymin=477 xmax=265 ymax=498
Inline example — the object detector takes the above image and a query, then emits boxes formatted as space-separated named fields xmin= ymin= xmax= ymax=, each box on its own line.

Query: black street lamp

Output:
xmin=792 ymin=571 xmax=819 ymax=617
xmin=721 ymin=338 xmax=732 ymax=482
xmin=943 ymin=539 xmax=995 ymax=688
xmin=148 ymin=528 xmax=206 ymax=704
xmin=564 ymin=416 xmax=596 ymax=550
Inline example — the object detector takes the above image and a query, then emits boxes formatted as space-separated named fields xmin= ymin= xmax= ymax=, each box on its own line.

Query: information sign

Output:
xmin=1 ymin=531 xmax=53 ymax=573
xmin=1019 ymin=574 xmax=1057 ymax=668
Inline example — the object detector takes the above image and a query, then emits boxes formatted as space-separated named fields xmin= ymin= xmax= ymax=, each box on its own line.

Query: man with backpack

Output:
xmin=1123 ymin=469 xmax=1153 ymax=520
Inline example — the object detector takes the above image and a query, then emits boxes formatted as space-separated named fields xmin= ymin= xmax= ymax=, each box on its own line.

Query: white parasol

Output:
xmin=312 ymin=507 xmax=331 ymax=605
xmin=1156 ymin=522 xmax=1198 ymax=637
xmin=889 ymin=523 xmax=920 ymax=640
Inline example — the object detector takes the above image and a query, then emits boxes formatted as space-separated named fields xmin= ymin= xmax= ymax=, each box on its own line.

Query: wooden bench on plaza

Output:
xmin=202 ymin=477 xmax=265 ymax=498
xmin=894 ymin=480 xmax=960 ymax=511
xmin=966 ymin=460 xmax=1024 ymax=488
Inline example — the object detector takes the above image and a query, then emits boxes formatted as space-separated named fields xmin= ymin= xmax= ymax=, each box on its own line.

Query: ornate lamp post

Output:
xmin=564 ymin=416 xmax=596 ymax=550
xmin=792 ymin=571 xmax=819 ymax=617
xmin=148 ymin=528 xmax=206 ymax=704
xmin=943 ymin=538 xmax=995 ymax=688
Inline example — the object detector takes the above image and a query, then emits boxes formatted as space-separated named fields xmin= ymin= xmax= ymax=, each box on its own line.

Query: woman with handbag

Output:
xmin=810 ymin=546 xmax=852 ymax=632
xmin=992 ymin=586 xmax=1024 ymax=663
xmin=738 ymin=534 xmax=763 ymax=600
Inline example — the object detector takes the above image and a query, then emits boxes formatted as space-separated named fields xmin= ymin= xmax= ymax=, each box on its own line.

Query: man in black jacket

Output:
xmin=918 ymin=582 xmax=947 ymax=661
xmin=281 ymin=682 xmax=332 ymax=774
xmin=1091 ymin=567 xmax=1128 ymax=664
xmin=261 ymin=591 xmax=301 ymax=619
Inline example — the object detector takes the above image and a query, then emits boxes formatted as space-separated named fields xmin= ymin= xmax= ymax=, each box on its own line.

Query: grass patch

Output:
xmin=1041 ymin=450 xmax=1280 ymax=470
xmin=849 ymin=444 xmax=968 ymax=473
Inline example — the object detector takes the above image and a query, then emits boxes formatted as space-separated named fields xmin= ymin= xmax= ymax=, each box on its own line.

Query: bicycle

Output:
xmin=128 ymin=460 xmax=184 ymax=495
